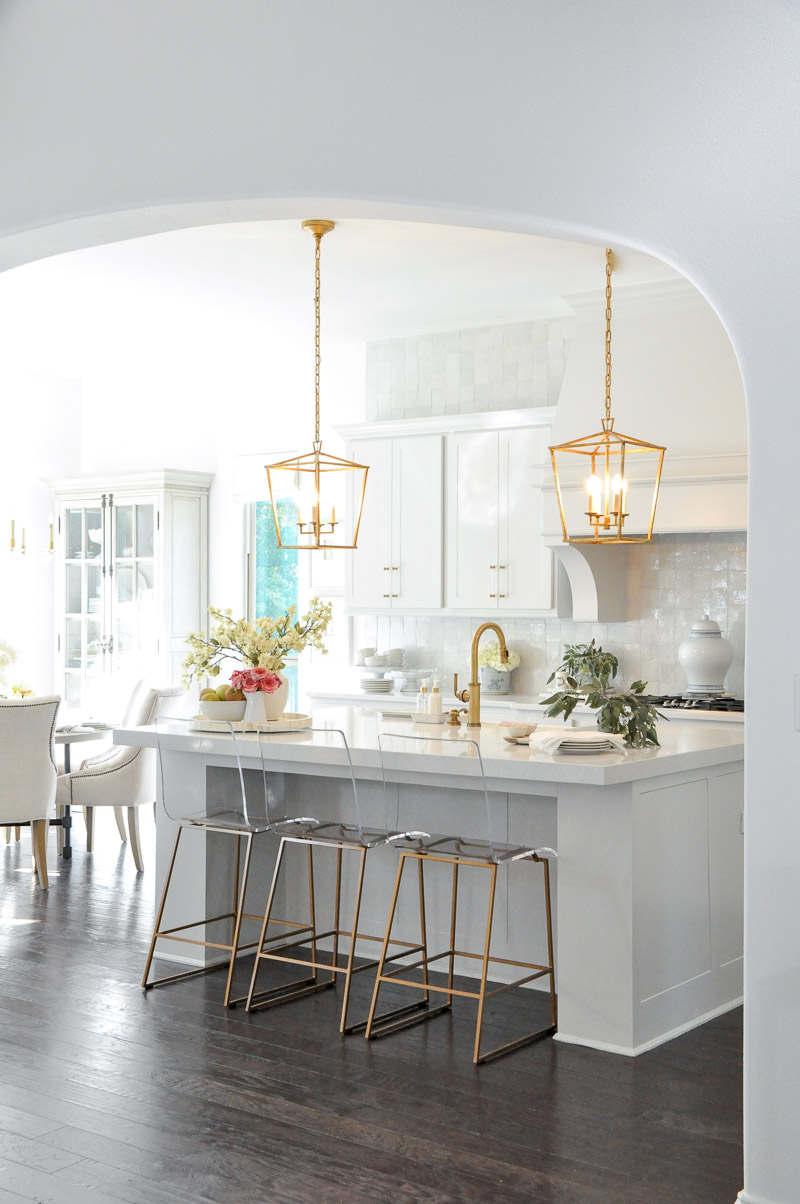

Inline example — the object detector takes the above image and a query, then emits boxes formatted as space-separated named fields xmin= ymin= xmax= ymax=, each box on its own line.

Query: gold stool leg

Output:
xmin=246 ymin=838 xmax=334 ymax=1013
xmin=307 ymin=843 xmax=318 ymax=986
xmin=542 ymin=856 xmax=558 ymax=1029
xmin=246 ymin=836 xmax=288 ymax=1009
xmin=447 ymin=860 xmax=459 ymax=1007
xmin=339 ymin=846 xmax=368 ymax=1033
xmin=473 ymin=863 xmax=498 ymax=1064
xmin=332 ymin=845 xmax=343 ymax=974
xmin=365 ymin=852 xmax=406 ymax=1037
xmin=417 ymin=857 xmax=431 ymax=1006
xmin=223 ymin=832 xmax=254 ymax=1008
xmin=142 ymin=826 xmax=183 ymax=988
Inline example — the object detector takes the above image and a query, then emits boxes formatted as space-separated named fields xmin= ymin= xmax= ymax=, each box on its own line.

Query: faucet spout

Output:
xmin=465 ymin=621 xmax=508 ymax=729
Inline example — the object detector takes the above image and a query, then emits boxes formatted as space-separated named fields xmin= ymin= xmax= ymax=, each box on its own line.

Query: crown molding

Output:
xmin=47 ymin=468 xmax=215 ymax=496
xmin=563 ymin=277 xmax=706 ymax=317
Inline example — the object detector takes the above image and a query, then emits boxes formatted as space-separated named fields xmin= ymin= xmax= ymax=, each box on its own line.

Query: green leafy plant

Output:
xmin=547 ymin=639 xmax=618 ymax=690
xmin=543 ymin=641 xmax=663 ymax=748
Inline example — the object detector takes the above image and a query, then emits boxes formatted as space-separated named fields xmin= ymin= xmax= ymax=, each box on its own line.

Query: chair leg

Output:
xmin=84 ymin=806 xmax=94 ymax=852
xmin=542 ymin=857 xmax=558 ymax=1031
xmin=473 ymin=863 xmax=498 ymax=1063
xmin=56 ymin=805 xmax=64 ymax=855
xmin=114 ymin=807 xmax=128 ymax=843
xmin=31 ymin=820 xmax=48 ymax=889
xmin=4 ymin=826 xmax=9 ymax=844
xmin=127 ymin=807 xmax=143 ymax=872
xmin=14 ymin=825 xmax=20 ymax=842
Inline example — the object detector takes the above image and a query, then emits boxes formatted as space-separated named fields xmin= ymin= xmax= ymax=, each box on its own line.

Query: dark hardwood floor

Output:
xmin=0 ymin=816 xmax=743 ymax=1203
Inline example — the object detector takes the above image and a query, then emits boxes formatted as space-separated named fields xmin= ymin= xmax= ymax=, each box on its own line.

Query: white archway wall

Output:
xmin=2 ymin=4 xmax=799 ymax=1200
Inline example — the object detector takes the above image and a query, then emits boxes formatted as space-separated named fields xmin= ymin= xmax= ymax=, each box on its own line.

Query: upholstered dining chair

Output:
xmin=56 ymin=682 xmax=183 ymax=870
xmin=0 ymin=696 xmax=61 ymax=889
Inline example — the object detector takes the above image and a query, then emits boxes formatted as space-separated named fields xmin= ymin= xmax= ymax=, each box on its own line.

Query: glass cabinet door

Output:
xmin=61 ymin=501 xmax=107 ymax=712
xmin=110 ymin=500 xmax=158 ymax=680
xmin=58 ymin=492 xmax=160 ymax=714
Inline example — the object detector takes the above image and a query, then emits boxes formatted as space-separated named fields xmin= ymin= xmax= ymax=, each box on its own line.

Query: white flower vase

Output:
xmin=479 ymin=666 xmax=513 ymax=695
xmin=243 ymin=676 xmax=290 ymax=723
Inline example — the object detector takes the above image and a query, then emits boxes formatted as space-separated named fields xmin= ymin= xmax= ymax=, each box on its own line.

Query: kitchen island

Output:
xmin=116 ymin=707 xmax=744 ymax=1056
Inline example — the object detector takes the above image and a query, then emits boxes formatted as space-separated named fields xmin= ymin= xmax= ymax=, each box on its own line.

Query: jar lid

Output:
xmin=690 ymin=615 xmax=722 ymax=636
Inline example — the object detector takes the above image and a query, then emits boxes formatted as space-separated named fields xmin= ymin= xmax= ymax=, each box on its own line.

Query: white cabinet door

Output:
xmin=446 ymin=431 xmax=499 ymax=609
xmin=391 ymin=435 xmax=443 ymax=608
xmin=498 ymin=428 xmax=553 ymax=610
xmin=346 ymin=438 xmax=393 ymax=609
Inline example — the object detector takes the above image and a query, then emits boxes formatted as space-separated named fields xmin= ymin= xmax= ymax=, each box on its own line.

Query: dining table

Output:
xmin=54 ymin=726 xmax=113 ymax=858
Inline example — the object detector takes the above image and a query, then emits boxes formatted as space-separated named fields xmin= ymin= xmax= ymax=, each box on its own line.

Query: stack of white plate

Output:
xmin=558 ymin=737 xmax=618 ymax=755
xmin=360 ymin=676 xmax=393 ymax=695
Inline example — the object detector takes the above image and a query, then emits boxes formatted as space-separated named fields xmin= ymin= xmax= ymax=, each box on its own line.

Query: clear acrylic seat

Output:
xmin=141 ymin=716 xmax=273 ymax=1007
xmin=365 ymin=730 xmax=558 ymax=1063
xmin=244 ymin=725 xmax=441 ymax=1035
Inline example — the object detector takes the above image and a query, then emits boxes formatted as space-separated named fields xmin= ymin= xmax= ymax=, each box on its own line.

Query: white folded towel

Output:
xmin=526 ymin=726 xmax=627 ymax=755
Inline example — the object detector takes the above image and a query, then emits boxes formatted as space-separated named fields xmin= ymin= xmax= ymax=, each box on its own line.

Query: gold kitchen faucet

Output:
xmin=453 ymin=622 xmax=509 ymax=728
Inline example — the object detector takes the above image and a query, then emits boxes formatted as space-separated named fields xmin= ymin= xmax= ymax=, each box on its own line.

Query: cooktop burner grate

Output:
xmin=644 ymin=695 xmax=744 ymax=713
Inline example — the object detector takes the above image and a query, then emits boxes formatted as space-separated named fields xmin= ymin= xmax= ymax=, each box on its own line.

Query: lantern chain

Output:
xmin=314 ymin=232 xmax=322 ymax=447
xmin=605 ymin=247 xmax=613 ymax=425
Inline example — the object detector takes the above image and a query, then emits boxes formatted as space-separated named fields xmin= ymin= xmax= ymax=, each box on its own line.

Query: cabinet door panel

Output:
xmin=498 ymin=428 xmax=553 ymax=610
xmin=346 ymin=438 xmax=393 ymax=609
xmin=391 ymin=435 xmax=443 ymax=609
xmin=445 ymin=431 xmax=499 ymax=609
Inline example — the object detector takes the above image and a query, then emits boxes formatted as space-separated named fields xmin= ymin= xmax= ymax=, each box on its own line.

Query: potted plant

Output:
xmin=542 ymin=640 xmax=663 ymax=748
xmin=477 ymin=641 xmax=522 ymax=695
xmin=182 ymin=600 xmax=332 ymax=720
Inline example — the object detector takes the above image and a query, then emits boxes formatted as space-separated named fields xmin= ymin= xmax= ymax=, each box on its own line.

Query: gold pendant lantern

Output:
xmin=266 ymin=220 xmax=369 ymax=550
xmin=549 ymin=249 xmax=665 ymax=543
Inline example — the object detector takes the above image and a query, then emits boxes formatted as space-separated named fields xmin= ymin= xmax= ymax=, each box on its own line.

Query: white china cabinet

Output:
xmin=445 ymin=426 xmax=552 ymax=611
xmin=346 ymin=434 xmax=443 ymax=610
xmin=51 ymin=470 xmax=213 ymax=711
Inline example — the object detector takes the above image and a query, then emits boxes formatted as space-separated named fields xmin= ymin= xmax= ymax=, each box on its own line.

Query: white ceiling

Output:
xmin=0 ymin=218 xmax=682 ymax=360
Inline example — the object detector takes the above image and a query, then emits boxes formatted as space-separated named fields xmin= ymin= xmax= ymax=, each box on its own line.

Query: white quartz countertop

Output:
xmin=115 ymin=705 xmax=743 ymax=788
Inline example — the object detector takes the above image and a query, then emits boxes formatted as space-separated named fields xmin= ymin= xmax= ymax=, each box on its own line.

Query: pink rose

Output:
xmin=230 ymin=667 xmax=282 ymax=693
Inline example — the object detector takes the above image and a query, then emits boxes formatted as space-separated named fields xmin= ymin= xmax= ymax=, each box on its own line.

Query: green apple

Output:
xmin=199 ymin=688 xmax=218 ymax=701
xmin=215 ymin=683 xmax=230 ymax=701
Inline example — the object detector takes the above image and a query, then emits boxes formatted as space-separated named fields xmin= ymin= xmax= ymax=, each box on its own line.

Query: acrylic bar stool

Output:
xmin=142 ymin=716 xmax=270 ymax=1008
xmin=245 ymin=726 xmax=437 ymax=1035
xmin=365 ymin=731 xmax=558 ymax=1064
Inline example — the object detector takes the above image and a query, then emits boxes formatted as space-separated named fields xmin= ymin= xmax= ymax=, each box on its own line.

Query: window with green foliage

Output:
xmin=253 ymin=499 xmax=299 ymax=619
xmin=252 ymin=499 xmax=299 ymax=709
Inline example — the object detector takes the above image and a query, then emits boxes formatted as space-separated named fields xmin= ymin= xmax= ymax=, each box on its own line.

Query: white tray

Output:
xmin=190 ymin=712 xmax=312 ymax=734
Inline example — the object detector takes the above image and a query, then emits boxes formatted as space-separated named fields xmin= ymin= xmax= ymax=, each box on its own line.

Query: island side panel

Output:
xmin=632 ymin=761 xmax=744 ymax=1050
xmin=554 ymin=781 xmax=636 ymax=1053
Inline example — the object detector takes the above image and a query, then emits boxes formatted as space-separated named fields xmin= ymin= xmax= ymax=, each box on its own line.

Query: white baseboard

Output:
xmin=153 ymin=950 xmax=228 ymax=970
xmin=555 ymin=996 xmax=743 ymax=1057
xmin=737 ymin=1192 xmax=784 ymax=1204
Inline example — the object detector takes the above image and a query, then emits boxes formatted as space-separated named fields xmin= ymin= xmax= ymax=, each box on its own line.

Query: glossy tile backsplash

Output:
xmin=352 ymin=533 xmax=746 ymax=699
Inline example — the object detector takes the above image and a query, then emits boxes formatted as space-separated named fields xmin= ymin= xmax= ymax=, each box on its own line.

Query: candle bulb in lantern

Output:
xmin=610 ymin=473 xmax=623 ymax=515
xmin=587 ymin=474 xmax=602 ymax=515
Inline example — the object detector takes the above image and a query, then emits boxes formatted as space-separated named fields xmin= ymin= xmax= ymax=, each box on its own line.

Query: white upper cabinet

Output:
xmin=446 ymin=426 xmax=553 ymax=611
xmin=347 ymin=434 xmax=443 ymax=610
xmin=497 ymin=427 xmax=553 ymax=611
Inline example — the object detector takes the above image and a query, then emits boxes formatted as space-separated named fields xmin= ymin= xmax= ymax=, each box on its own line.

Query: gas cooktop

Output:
xmin=645 ymin=694 xmax=744 ymax=713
